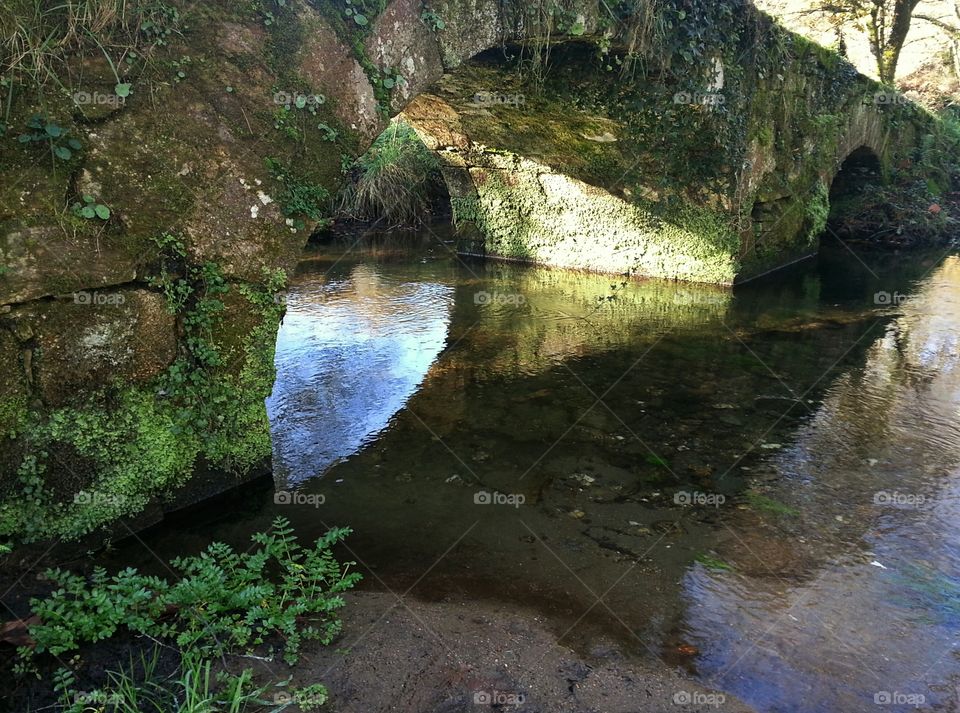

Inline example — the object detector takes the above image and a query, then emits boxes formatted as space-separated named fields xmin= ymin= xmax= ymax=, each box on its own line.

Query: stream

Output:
xmin=104 ymin=231 xmax=960 ymax=713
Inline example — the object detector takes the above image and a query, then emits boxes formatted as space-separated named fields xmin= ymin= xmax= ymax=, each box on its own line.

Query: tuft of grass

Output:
xmin=0 ymin=0 xmax=181 ymax=91
xmin=58 ymin=648 xmax=276 ymax=713
xmin=745 ymin=491 xmax=799 ymax=516
xmin=337 ymin=117 xmax=445 ymax=228
xmin=695 ymin=553 xmax=733 ymax=571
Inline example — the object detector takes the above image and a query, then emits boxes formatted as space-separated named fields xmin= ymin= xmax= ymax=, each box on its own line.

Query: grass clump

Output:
xmin=0 ymin=0 xmax=181 ymax=90
xmin=337 ymin=118 xmax=445 ymax=228
xmin=745 ymin=491 xmax=799 ymax=517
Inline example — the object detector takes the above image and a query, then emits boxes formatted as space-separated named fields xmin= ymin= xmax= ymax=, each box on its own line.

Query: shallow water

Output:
xmin=111 ymin=234 xmax=960 ymax=712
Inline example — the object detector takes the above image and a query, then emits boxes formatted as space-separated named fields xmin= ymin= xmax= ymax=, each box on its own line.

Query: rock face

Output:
xmin=0 ymin=0 xmax=954 ymax=542
xmin=5 ymin=290 xmax=176 ymax=407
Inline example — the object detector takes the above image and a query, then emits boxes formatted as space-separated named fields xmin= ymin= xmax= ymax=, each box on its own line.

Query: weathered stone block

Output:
xmin=7 ymin=289 xmax=176 ymax=406
xmin=0 ymin=226 xmax=138 ymax=305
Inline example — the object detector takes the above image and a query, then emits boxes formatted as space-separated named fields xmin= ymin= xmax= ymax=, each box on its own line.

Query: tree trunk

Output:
xmin=880 ymin=0 xmax=921 ymax=83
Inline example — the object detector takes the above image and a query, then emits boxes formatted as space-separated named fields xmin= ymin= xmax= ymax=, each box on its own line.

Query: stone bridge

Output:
xmin=340 ymin=0 xmax=944 ymax=284
xmin=0 ymin=0 xmax=953 ymax=541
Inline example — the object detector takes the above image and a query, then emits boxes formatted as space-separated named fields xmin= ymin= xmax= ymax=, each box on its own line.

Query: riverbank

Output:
xmin=264 ymin=591 xmax=755 ymax=712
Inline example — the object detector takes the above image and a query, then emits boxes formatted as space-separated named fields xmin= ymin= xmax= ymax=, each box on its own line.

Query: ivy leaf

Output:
xmin=95 ymin=205 xmax=111 ymax=220
xmin=80 ymin=206 xmax=96 ymax=219
xmin=569 ymin=22 xmax=585 ymax=36
xmin=115 ymin=83 xmax=131 ymax=98
xmin=54 ymin=146 xmax=72 ymax=160
xmin=353 ymin=13 xmax=368 ymax=25
xmin=67 ymin=138 xmax=83 ymax=150
xmin=45 ymin=123 xmax=63 ymax=138
xmin=294 ymin=95 xmax=307 ymax=109
xmin=383 ymin=77 xmax=395 ymax=89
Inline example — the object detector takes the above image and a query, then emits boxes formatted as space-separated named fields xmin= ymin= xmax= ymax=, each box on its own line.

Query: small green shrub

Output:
xmin=265 ymin=157 xmax=332 ymax=227
xmin=16 ymin=115 xmax=82 ymax=162
xmin=70 ymin=194 xmax=111 ymax=220
xmin=24 ymin=517 xmax=361 ymax=665
xmin=420 ymin=8 xmax=445 ymax=31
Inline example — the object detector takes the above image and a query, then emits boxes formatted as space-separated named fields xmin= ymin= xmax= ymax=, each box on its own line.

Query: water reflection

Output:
xmin=103 ymin=240 xmax=960 ymax=713
xmin=267 ymin=262 xmax=455 ymax=486
xmin=685 ymin=257 xmax=960 ymax=712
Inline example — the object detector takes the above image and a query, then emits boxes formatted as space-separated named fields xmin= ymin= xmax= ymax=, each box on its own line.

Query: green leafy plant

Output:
xmin=342 ymin=0 xmax=369 ymax=26
xmin=16 ymin=114 xmax=81 ymax=161
xmin=273 ymin=106 xmax=302 ymax=140
xmin=272 ymin=92 xmax=328 ymax=141
xmin=139 ymin=2 xmax=181 ymax=46
xmin=70 ymin=194 xmax=111 ymax=220
xmin=316 ymin=121 xmax=339 ymax=141
xmin=24 ymin=517 xmax=360 ymax=665
xmin=148 ymin=233 xmax=192 ymax=313
xmin=171 ymin=54 xmax=192 ymax=83
xmin=265 ymin=157 xmax=331 ymax=227
xmin=420 ymin=8 xmax=444 ymax=31
xmin=374 ymin=65 xmax=405 ymax=91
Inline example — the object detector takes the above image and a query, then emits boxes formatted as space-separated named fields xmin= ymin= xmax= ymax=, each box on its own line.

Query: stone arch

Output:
xmin=829 ymin=145 xmax=884 ymax=200
xmin=303 ymin=0 xmax=606 ymax=143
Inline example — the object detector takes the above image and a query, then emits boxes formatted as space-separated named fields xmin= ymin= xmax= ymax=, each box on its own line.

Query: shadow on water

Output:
xmin=102 ymin=234 xmax=960 ymax=713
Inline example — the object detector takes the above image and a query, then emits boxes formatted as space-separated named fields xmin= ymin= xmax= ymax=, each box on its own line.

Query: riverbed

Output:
xmin=101 ymin=231 xmax=960 ymax=712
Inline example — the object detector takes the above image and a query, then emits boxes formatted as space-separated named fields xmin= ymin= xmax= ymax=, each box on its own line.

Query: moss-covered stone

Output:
xmin=0 ymin=277 xmax=282 ymax=544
